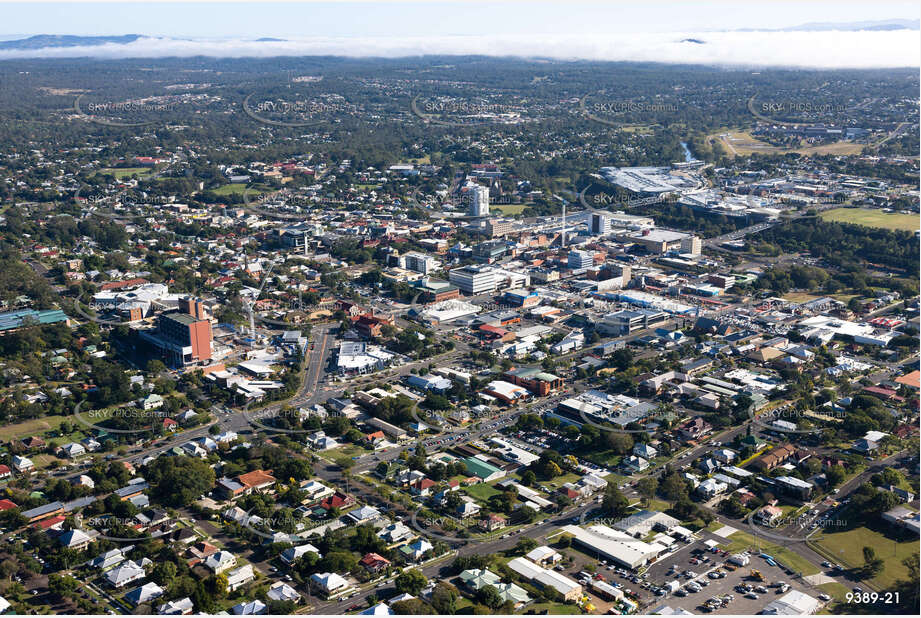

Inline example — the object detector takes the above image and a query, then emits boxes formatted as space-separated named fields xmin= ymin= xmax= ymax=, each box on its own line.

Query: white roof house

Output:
xmin=360 ymin=602 xmax=394 ymax=615
xmin=280 ymin=543 xmax=322 ymax=565
xmin=226 ymin=564 xmax=256 ymax=591
xmin=204 ymin=550 xmax=237 ymax=574
xmin=310 ymin=572 xmax=349 ymax=595
xmin=125 ymin=582 xmax=165 ymax=607
xmin=267 ymin=581 xmax=301 ymax=603
xmin=157 ymin=597 xmax=194 ymax=615
xmin=106 ymin=559 xmax=146 ymax=588
xmin=231 ymin=599 xmax=267 ymax=615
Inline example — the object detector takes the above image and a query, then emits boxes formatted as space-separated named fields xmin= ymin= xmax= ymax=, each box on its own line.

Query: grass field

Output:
xmin=709 ymin=131 xmax=863 ymax=157
xmin=0 ymin=414 xmax=73 ymax=442
xmin=820 ymin=208 xmax=919 ymax=232
xmin=99 ymin=167 xmax=151 ymax=179
xmin=812 ymin=523 xmax=918 ymax=589
xmin=492 ymin=203 xmax=527 ymax=215
xmin=464 ymin=481 xmax=503 ymax=502
xmin=211 ymin=183 xmax=251 ymax=196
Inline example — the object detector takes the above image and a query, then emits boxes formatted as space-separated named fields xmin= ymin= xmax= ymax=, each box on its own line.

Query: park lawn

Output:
xmin=812 ymin=524 xmax=917 ymax=589
xmin=211 ymin=183 xmax=250 ymax=196
xmin=723 ymin=529 xmax=820 ymax=576
xmin=464 ymin=481 xmax=503 ymax=502
xmin=99 ymin=167 xmax=150 ymax=179
xmin=492 ymin=204 xmax=526 ymax=215
xmin=325 ymin=443 xmax=371 ymax=463
xmin=643 ymin=499 xmax=672 ymax=513
xmin=820 ymin=208 xmax=919 ymax=232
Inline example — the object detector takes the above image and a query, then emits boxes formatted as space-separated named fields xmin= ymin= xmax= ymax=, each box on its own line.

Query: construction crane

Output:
xmin=243 ymin=261 xmax=275 ymax=340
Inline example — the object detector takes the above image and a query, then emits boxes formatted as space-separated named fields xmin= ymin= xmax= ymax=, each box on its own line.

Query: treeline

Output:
xmin=754 ymin=219 xmax=919 ymax=276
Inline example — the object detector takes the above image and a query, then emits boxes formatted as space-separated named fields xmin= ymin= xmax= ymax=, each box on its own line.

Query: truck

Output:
xmin=728 ymin=553 xmax=751 ymax=567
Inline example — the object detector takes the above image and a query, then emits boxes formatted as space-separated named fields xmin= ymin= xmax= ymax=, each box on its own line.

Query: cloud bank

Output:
xmin=0 ymin=30 xmax=917 ymax=68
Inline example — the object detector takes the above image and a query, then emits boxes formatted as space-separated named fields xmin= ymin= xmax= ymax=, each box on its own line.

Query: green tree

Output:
xmin=395 ymin=569 xmax=428 ymax=596
xmin=431 ymin=581 xmax=460 ymax=615
xmin=476 ymin=584 xmax=503 ymax=610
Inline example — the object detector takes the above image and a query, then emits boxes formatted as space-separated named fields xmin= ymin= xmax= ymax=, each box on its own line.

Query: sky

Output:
xmin=0 ymin=0 xmax=917 ymax=38
xmin=0 ymin=1 xmax=918 ymax=67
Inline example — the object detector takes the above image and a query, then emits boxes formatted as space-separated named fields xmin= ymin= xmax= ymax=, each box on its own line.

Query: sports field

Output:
xmin=492 ymin=203 xmax=526 ymax=215
xmin=99 ymin=167 xmax=150 ymax=179
xmin=820 ymin=208 xmax=919 ymax=232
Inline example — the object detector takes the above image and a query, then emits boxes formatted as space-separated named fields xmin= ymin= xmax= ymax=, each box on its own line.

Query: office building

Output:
xmin=402 ymin=252 xmax=437 ymax=275
xmin=568 ymin=249 xmax=595 ymax=270
xmin=680 ymin=235 xmax=702 ymax=256
xmin=449 ymin=266 xmax=498 ymax=295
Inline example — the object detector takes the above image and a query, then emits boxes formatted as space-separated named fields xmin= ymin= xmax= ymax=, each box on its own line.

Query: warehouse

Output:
xmin=507 ymin=557 xmax=582 ymax=601
xmin=561 ymin=524 xmax=666 ymax=570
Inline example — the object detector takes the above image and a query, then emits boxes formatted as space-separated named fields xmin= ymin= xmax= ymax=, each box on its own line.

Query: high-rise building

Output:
xmin=140 ymin=312 xmax=213 ymax=367
xmin=591 ymin=213 xmax=610 ymax=235
xmin=568 ymin=249 xmax=595 ymax=270
xmin=179 ymin=296 xmax=210 ymax=320
xmin=467 ymin=185 xmax=490 ymax=217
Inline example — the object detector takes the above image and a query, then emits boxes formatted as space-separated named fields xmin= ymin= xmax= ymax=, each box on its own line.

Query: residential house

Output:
xmin=227 ymin=564 xmax=256 ymax=592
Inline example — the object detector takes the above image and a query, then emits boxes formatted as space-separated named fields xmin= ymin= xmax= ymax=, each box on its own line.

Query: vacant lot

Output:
xmin=0 ymin=414 xmax=71 ymax=442
xmin=813 ymin=523 xmax=917 ymax=589
xmin=820 ymin=208 xmax=919 ymax=232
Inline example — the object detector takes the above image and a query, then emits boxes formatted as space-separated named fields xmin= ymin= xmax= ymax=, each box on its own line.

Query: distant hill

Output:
xmin=0 ymin=34 xmax=142 ymax=50
xmin=739 ymin=19 xmax=919 ymax=32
